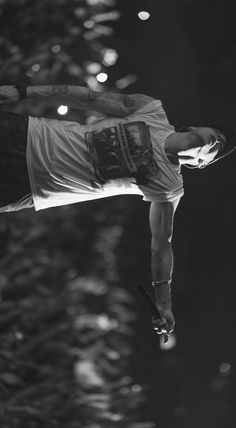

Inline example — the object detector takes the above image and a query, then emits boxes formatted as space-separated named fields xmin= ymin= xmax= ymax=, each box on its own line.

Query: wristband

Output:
xmin=152 ymin=280 xmax=171 ymax=287
xmin=14 ymin=83 xmax=27 ymax=99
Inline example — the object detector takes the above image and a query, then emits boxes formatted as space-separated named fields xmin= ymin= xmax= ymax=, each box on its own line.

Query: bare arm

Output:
xmin=27 ymin=85 xmax=154 ymax=116
xmin=149 ymin=198 xmax=180 ymax=333
xmin=149 ymin=199 xmax=179 ymax=283
xmin=0 ymin=84 xmax=154 ymax=117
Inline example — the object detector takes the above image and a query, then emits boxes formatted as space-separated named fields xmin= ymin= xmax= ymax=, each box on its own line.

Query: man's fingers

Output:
xmin=152 ymin=318 xmax=168 ymax=333
xmin=152 ymin=317 xmax=174 ymax=336
xmin=152 ymin=321 xmax=170 ymax=343
xmin=165 ymin=322 xmax=175 ymax=335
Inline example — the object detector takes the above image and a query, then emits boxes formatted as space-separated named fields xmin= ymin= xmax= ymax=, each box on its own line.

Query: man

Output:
xmin=0 ymin=84 xmax=235 ymax=339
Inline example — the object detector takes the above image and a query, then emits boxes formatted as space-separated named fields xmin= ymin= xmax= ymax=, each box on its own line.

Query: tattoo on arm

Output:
xmin=122 ymin=94 xmax=136 ymax=111
xmin=87 ymin=90 xmax=103 ymax=100
xmin=51 ymin=85 xmax=69 ymax=97
xmin=76 ymin=89 xmax=151 ymax=115
xmin=154 ymin=285 xmax=172 ymax=307
xmin=87 ymin=90 xmax=134 ymax=109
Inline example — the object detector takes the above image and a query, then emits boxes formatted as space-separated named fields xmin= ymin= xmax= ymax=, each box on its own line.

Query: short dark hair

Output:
xmin=205 ymin=123 xmax=236 ymax=163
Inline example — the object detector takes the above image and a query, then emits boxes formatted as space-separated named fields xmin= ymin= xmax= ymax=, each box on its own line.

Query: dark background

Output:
xmin=112 ymin=1 xmax=236 ymax=427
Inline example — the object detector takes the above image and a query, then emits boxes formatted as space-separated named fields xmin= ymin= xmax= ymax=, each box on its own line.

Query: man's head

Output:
xmin=178 ymin=123 xmax=236 ymax=169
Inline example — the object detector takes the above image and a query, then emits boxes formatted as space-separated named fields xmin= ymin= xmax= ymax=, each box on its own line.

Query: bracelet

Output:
xmin=14 ymin=83 xmax=27 ymax=99
xmin=152 ymin=280 xmax=171 ymax=286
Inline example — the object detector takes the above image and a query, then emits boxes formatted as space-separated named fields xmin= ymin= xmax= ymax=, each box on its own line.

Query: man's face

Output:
xmin=178 ymin=127 xmax=227 ymax=168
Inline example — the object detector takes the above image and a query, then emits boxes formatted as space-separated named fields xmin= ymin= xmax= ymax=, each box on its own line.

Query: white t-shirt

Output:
xmin=26 ymin=99 xmax=184 ymax=211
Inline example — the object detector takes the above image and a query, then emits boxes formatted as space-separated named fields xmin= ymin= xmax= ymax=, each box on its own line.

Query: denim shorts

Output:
xmin=0 ymin=111 xmax=34 ymax=212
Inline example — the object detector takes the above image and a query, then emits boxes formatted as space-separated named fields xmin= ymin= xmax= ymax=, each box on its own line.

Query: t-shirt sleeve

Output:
xmin=139 ymin=182 xmax=184 ymax=203
xmin=134 ymin=99 xmax=163 ymax=115
xmin=141 ymin=188 xmax=184 ymax=203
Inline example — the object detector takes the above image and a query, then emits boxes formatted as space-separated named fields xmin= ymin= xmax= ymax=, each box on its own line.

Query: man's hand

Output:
xmin=152 ymin=280 xmax=175 ymax=340
xmin=0 ymin=86 xmax=20 ymax=104
xmin=152 ymin=306 xmax=175 ymax=337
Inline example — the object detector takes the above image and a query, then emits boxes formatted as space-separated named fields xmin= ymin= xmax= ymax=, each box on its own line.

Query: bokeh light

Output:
xmin=219 ymin=362 xmax=232 ymax=376
xmin=115 ymin=74 xmax=137 ymax=89
xmin=96 ymin=72 xmax=108 ymax=82
xmin=32 ymin=63 xmax=40 ymax=72
xmin=138 ymin=11 xmax=150 ymax=21
xmin=51 ymin=44 xmax=61 ymax=54
xmin=97 ymin=314 xmax=111 ymax=330
xmin=86 ymin=75 xmax=101 ymax=90
xmin=109 ymin=413 xmax=123 ymax=421
xmin=84 ymin=20 xmax=95 ymax=29
xmin=131 ymin=384 xmax=142 ymax=393
xmin=86 ymin=61 xmax=102 ymax=74
xmin=15 ymin=331 xmax=24 ymax=340
xmin=102 ymin=48 xmax=118 ymax=66
xmin=57 ymin=105 xmax=68 ymax=115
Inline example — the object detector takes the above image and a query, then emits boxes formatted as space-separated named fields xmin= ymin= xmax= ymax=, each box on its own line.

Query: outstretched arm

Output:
xmin=149 ymin=198 xmax=180 ymax=335
xmin=0 ymin=84 xmax=154 ymax=117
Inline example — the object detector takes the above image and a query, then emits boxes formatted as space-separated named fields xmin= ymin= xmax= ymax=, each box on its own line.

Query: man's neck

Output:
xmin=164 ymin=132 xmax=192 ymax=165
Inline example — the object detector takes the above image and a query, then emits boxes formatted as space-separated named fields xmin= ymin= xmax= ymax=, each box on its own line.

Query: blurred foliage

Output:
xmin=0 ymin=199 xmax=155 ymax=428
xmin=0 ymin=0 xmax=119 ymax=84
xmin=0 ymin=0 xmax=155 ymax=426
xmin=0 ymin=0 xmax=121 ymax=117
